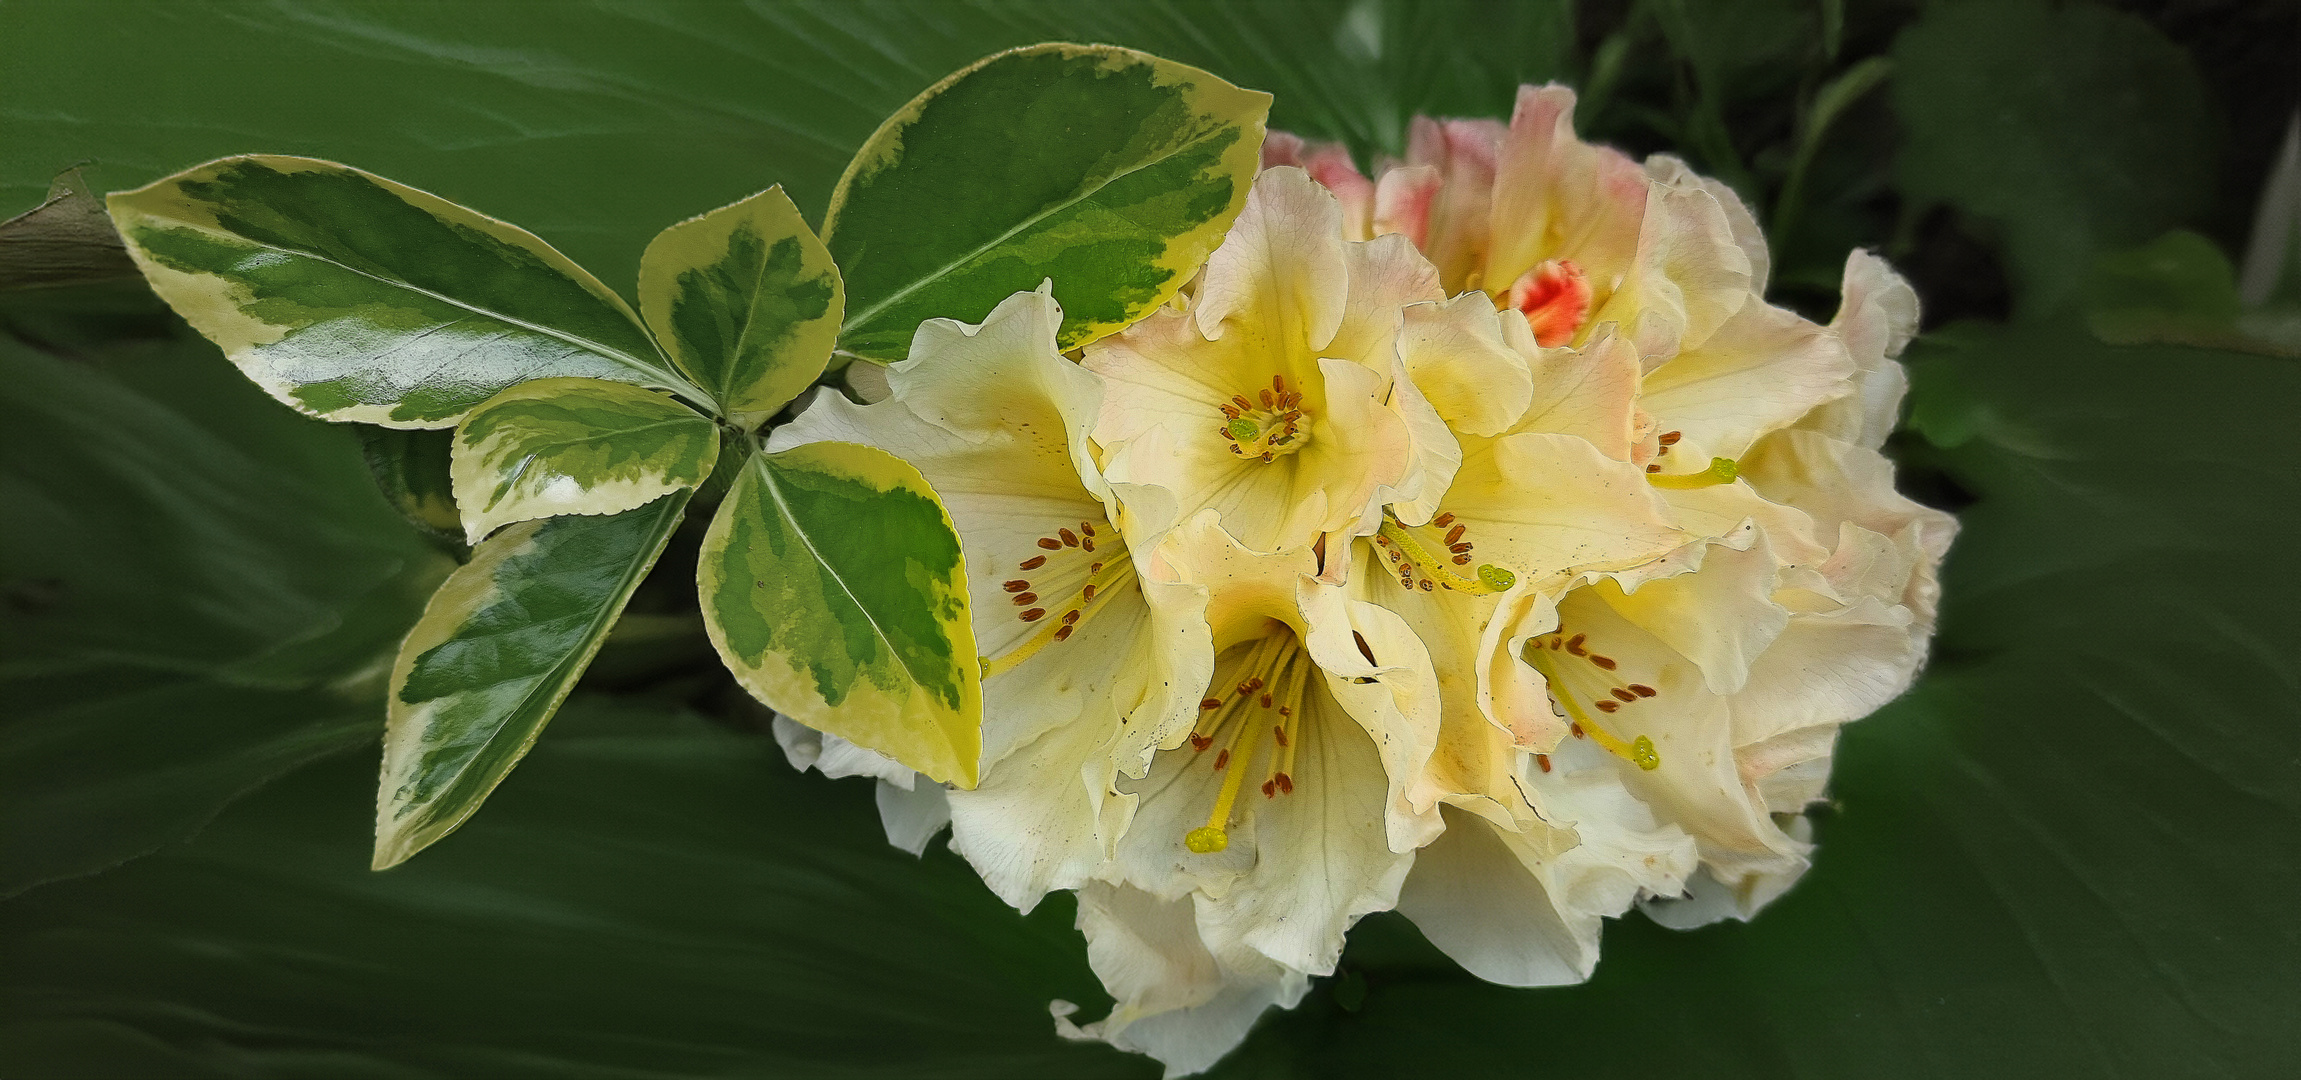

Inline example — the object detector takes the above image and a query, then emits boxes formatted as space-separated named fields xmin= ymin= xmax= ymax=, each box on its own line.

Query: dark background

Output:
xmin=3 ymin=2 xmax=2296 ymax=1077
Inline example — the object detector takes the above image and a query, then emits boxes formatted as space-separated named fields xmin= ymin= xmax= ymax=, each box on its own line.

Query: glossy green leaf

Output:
xmin=104 ymin=155 xmax=700 ymax=427
xmin=0 ymin=283 xmax=447 ymax=896
xmin=699 ymin=442 xmax=981 ymax=787
xmin=377 ymin=492 xmax=689 ymax=869
xmin=823 ymin=43 xmax=1270 ymax=362
xmin=354 ymin=425 xmax=465 ymax=544
xmin=639 ymin=186 xmax=842 ymax=427
xmin=449 ymin=377 xmax=718 ymax=544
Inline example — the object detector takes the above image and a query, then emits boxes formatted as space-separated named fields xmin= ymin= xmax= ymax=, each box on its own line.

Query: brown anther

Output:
xmin=1213 ymin=749 xmax=1230 ymax=770
xmin=1629 ymin=684 xmax=1657 ymax=697
xmin=1089 ymin=562 xmax=1104 ymax=573
xmin=1257 ymin=693 xmax=1272 ymax=708
xmin=1449 ymin=542 xmax=1473 ymax=554
xmin=1611 ymin=687 xmax=1638 ymax=703
xmin=1062 ymin=610 xmax=1081 ymax=625
xmin=1590 ymin=655 xmax=1617 ymax=670
xmin=1658 ymin=430 xmax=1682 ymax=445
xmin=1020 ymin=555 xmax=1047 ymax=570
xmin=1595 ymin=700 xmax=1620 ymax=713
xmin=1260 ymin=452 xmax=1274 ymax=463
xmin=1037 ymin=537 xmax=1062 ymax=550
xmin=1273 ymin=374 xmax=1287 ymax=393
xmin=1082 ymin=584 xmax=1098 ymax=601
xmin=1060 ymin=528 xmax=1079 ymax=547
xmin=1233 ymin=395 xmax=1254 ymax=411
xmin=1221 ymin=406 xmax=1240 ymax=419
xmin=1549 ymin=638 xmax=1563 ymax=649
xmin=1081 ymin=522 xmax=1095 ymax=537
xmin=1200 ymin=698 xmax=1224 ymax=711
xmin=1566 ymin=634 xmax=1587 ymax=656
xmin=1452 ymin=554 xmax=1472 ymax=565
xmin=1646 ymin=464 xmax=1662 ymax=473
xmin=1275 ymin=772 xmax=1294 ymax=794
xmin=1191 ymin=733 xmax=1214 ymax=750
xmin=1571 ymin=723 xmax=1585 ymax=737
xmin=1054 ymin=625 xmax=1074 ymax=641
xmin=1020 ymin=608 xmax=1047 ymax=622
xmin=1445 ymin=524 xmax=1466 ymax=545
xmin=1013 ymin=592 xmax=1038 ymax=606
xmin=1003 ymin=580 xmax=1030 ymax=592
xmin=1433 ymin=512 xmax=1456 ymax=527
xmin=1248 ymin=677 xmax=1266 ymax=690
xmin=1536 ymin=754 xmax=1553 ymax=773
xmin=1419 ymin=580 xmax=1434 ymax=591
xmin=1260 ymin=388 xmax=1275 ymax=408
xmin=1375 ymin=535 xmax=1391 ymax=546
xmin=1277 ymin=705 xmax=1292 ymax=717
xmin=1082 ymin=537 xmax=1096 ymax=551
xmin=1261 ymin=779 xmax=1277 ymax=797
xmin=1273 ymin=725 xmax=1289 ymax=746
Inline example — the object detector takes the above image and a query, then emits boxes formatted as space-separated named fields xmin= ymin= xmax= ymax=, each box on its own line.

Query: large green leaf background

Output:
xmin=2 ymin=1 xmax=2293 ymax=1077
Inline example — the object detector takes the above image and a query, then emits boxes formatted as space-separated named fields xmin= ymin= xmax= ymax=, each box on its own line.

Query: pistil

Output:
xmin=1184 ymin=631 xmax=1311 ymax=853
xmin=983 ymin=519 xmax=1133 ymax=679
xmin=1219 ymin=374 xmax=1309 ymax=462
xmin=1375 ymin=512 xmax=1517 ymax=595
xmin=1524 ymin=629 xmax=1662 ymax=771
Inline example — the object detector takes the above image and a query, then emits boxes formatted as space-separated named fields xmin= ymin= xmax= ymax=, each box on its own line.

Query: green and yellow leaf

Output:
xmin=376 ymin=491 xmax=690 ymax=869
xmin=449 ymin=377 xmax=718 ymax=544
xmin=698 ymin=442 xmax=982 ymax=787
xmin=639 ymin=186 xmax=843 ymax=428
xmin=106 ymin=155 xmax=700 ymax=427
xmin=824 ymin=43 xmax=1270 ymax=362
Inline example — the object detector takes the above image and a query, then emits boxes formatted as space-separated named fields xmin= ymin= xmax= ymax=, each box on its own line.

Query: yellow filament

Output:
xmin=1646 ymin=456 xmax=1739 ymax=490
xmin=1377 ymin=517 xmax=1515 ymax=594
xmin=982 ymin=556 xmax=1133 ymax=679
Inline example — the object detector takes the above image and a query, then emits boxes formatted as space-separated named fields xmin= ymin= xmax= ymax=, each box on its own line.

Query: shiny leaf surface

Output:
xmin=449 ymin=377 xmax=717 ymax=544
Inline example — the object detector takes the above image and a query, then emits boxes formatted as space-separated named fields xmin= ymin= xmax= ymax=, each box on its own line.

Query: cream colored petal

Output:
xmin=946 ymin=697 xmax=1133 ymax=911
xmin=1646 ymin=153 xmax=1770 ymax=298
xmin=1194 ymin=167 xmax=1348 ymax=357
xmin=1399 ymin=294 xmax=1535 ymax=439
xmin=1595 ymin=527 xmax=1789 ymax=697
xmin=1509 ymin=322 xmax=1643 ymax=458
xmin=874 ymin=778 xmax=950 ymax=856
xmin=1447 ymin=431 xmax=1685 ymax=580
xmin=1642 ymin=815 xmax=1814 ymax=929
xmin=1729 ymin=595 xmax=1919 ymax=751
xmin=1657 ymin=480 xmax=1833 ymax=567
xmin=1299 ymin=575 xmax=1447 ymax=847
xmin=1325 ymin=232 xmax=1443 ymax=368
xmin=1802 ymin=248 xmax=1921 ymax=448
xmin=1640 ymin=298 xmax=1855 ymax=465
xmin=1370 ymin=350 xmax=1463 ymax=530
xmin=1591 ymin=175 xmax=1753 ymax=357
xmin=1740 ymin=429 xmax=1958 ymax=625
xmin=770 ymin=714 xmax=919 ymax=788
xmin=1056 ymin=882 xmax=1310 ymax=1078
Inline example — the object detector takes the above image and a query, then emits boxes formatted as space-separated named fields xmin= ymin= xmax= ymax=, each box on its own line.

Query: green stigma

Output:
xmin=1477 ymin=564 xmax=1516 ymax=591
xmin=1185 ymin=826 xmax=1229 ymax=853
xmin=1226 ymin=418 xmax=1260 ymax=441
xmin=1647 ymin=456 xmax=1740 ymax=490
xmin=1630 ymin=735 xmax=1660 ymax=771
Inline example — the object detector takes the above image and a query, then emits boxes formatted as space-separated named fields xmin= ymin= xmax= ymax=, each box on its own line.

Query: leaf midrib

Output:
xmin=834 ymin=117 xmax=1228 ymax=339
xmin=178 ymin=218 xmax=710 ymax=408
xmin=755 ymin=453 xmax=951 ymax=728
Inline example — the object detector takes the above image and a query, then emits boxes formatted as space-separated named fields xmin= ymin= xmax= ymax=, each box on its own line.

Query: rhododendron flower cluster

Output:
xmin=775 ymin=84 xmax=1952 ymax=1076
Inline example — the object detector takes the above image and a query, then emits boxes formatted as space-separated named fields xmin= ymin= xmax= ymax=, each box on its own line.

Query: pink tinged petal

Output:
xmin=1404 ymin=116 xmax=1508 ymax=293
xmin=1372 ymin=164 xmax=1441 ymax=249
xmin=1488 ymin=84 xmax=1649 ymax=306
xmin=1259 ymin=129 xmax=1308 ymax=169
xmin=1806 ymin=248 xmax=1921 ymax=449
xmin=1511 ymin=323 xmax=1642 ymax=460
xmin=1597 ymin=177 xmax=1754 ymax=356
xmin=1647 ymin=153 xmax=1771 ymax=298
xmin=1299 ymin=144 xmax=1377 ymax=241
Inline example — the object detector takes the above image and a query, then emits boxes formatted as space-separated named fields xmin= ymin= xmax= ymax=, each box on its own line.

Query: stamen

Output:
xmin=1524 ymin=630 xmax=1663 ymax=772
xmin=1376 ymin=514 xmax=1516 ymax=595
xmin=1647 ymin=457 xmax=1740 ymax=490
xmin=1020 ymin=555 xmax=1046 ymax=571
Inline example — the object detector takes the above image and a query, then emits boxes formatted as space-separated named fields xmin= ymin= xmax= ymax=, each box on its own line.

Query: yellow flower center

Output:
xmin=982 ymin=518 xmax=1134 ymax=679
xmin=1219 ymin=374 xmax=1309 ymax=463
xmin=1182 ymin=628 xmax=1314 ymax=853
xmin=1523 ymin=627 xmax=1662 ymax=771
xmin=1375 ymin=511 xmax=1517 ymax=595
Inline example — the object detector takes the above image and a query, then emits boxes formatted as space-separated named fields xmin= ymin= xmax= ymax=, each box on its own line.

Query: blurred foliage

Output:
xmin=1 ymin=1 xmax=2295 ymax=1077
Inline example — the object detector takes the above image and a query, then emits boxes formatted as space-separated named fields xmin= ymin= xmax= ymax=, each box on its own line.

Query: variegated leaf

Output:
xmin=376 ymin=492 xmax=689 ymax=868
xmin=824 ymin=44 xmax=1270 ymax=362
xmin=698 ymin=442 xmax=982 ymax=787
xmin=106 ymin=155 xmax=701 ymax=427
xmin=449 ymin=377 xmax=718 ymax=544
xmin=639 ymin=186 xmax=843 ymax=428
